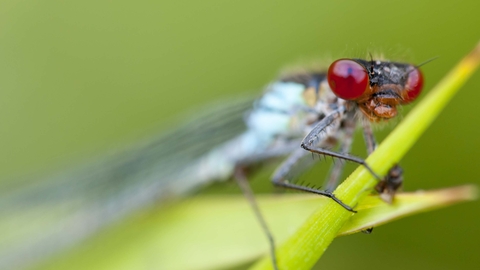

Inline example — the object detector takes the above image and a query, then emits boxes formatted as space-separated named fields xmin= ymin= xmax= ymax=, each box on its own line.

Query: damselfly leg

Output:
xmin=272 ymin=107 xmax=388 ymax=212
xmin=376 ymin=165 xmax=404 ymax=203
xmin=362 ymin=119 xmax=404 ymax=203
xmin=324 ymin=110 xmax=356 ymax=192
xmin=234 ymin=167 xmax=278 ymax=270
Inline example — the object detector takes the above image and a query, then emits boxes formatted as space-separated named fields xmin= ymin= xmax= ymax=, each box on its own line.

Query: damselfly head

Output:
xmin=327 ymin=58 xmax=424 ymax=121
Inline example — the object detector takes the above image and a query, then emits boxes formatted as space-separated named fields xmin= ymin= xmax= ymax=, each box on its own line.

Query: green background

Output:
xmin=1 ymin=0 xmax=479 ymax=269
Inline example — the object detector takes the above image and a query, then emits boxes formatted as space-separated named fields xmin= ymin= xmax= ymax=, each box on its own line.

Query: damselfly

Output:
xmin=0 ymin=57 xmax=423 ymax=269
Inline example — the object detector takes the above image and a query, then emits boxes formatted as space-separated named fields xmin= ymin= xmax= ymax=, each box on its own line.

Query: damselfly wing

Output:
xmin=0 ymin=96 xmax=257 ymax=269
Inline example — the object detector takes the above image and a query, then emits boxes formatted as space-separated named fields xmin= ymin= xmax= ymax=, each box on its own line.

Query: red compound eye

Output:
xmin=403 ymin=68 xmax=423 ymax=103
xmin=327 ymin=59 xmax=369 ymax=100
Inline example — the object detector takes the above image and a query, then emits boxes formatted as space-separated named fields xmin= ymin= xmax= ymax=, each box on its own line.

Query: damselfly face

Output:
xmin=327 ymin=59 xmax=424 ymax=121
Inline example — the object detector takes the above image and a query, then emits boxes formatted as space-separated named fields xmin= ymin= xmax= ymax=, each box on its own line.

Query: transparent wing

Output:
xmin=0 ymin=94 xmax=257 ymax=269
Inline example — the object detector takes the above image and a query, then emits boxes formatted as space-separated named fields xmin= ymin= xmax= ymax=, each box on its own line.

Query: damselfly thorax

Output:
xmin=182 ymin=58 xmax=423 ymax=196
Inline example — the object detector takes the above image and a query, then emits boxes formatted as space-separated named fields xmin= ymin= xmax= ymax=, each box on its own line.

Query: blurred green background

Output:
xmin=1 ymin=0 xmax=479 ymax=269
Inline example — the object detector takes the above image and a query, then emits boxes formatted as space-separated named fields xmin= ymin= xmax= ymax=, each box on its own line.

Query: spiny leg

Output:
xmin=375 ymin=165 xmax=403 ymax=203
xmin=271 ymin=148 xmax=356 ymax=212
xmin=270 ymin=108 xmax=386 ymax=213
xmin=301 ymin=109 xmax=383 ymax=182
xmin=361 ymin=118 xmax=377 ymax=154
xmin=271 ymin=107 xmax=357 ymax=212
xmin=325 ymin=111 xmax=357 ymax=192
xmin=234 ymin=167 xmax=278 ymax=270
xmin=277 ymin=107 xmax=386 ymax=212
xmin=362 ymin=119 xmax=404 ymax=202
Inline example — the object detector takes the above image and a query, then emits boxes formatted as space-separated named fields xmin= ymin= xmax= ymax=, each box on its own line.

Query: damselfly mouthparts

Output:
xmin=0 ymin=57 xmax=423 ymax=270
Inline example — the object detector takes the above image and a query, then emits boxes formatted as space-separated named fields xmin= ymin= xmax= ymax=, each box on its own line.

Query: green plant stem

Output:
xmin=250 ymin=42 xmax=480 ymax=270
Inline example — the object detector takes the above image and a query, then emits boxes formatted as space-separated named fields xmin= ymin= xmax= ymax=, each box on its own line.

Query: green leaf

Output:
xmin=37 ymin=186 xmax=477 ymax=270
xmin=339 ymin=185 xmax=478 ymax=235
